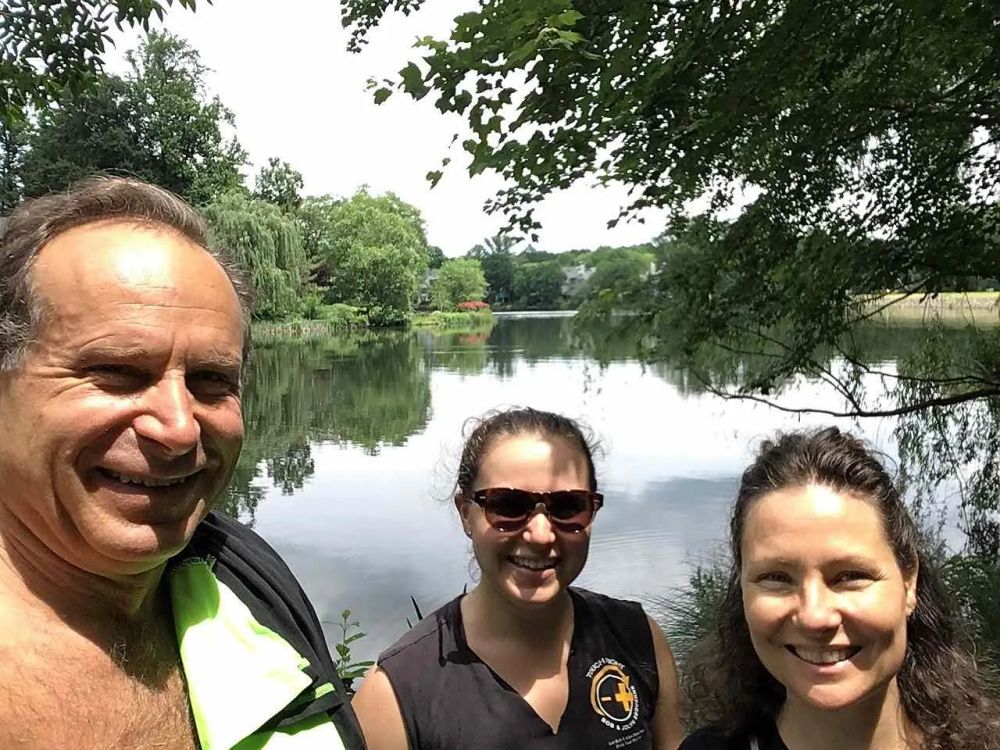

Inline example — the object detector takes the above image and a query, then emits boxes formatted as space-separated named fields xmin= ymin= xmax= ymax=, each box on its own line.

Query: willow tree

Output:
xmin=203 ymin=192 xmax=308 ymax=320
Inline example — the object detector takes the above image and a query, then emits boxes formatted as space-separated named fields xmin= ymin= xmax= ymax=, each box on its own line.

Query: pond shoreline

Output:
xmin=251 ymin=310 xmax=494 ymax=343
xmin=867 ymin=292 xmax=998 ymax=326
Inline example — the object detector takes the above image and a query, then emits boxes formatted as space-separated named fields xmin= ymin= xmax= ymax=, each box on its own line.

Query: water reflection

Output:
xmin=227 ymin=314 xmax=949 ymax=662
xmin=221 ymin=332 xmax=431 ymax=521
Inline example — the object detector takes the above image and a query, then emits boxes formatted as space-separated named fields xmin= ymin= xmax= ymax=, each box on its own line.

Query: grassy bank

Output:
xmin=411 ymin=310 xmax=494 ymax=330
xmin=251 ymin=318 xmax=366 ymax=345
xmin=251 ymin=307 xmax=494 ymax=343
xmin=866 ymin=292 xmax=998 ymax=326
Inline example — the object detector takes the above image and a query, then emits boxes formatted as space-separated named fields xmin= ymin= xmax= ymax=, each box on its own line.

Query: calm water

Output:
xmin=222 ymin=314 xmax=943 ymax=664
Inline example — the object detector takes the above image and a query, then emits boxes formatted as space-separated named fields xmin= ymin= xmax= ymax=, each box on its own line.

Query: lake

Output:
xmin=223 ymin=313 xmax=961 ymax=665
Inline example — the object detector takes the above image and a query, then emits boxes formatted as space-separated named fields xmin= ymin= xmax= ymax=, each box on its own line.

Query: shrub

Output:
xmin=457 ymin=300 xmax=490 ymax=311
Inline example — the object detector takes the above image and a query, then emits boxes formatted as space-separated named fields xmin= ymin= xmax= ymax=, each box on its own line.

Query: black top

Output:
xmin=171 ymin=511 xmax=366 ymax=749
xmin=680 ymin=720 xmax=789 ymax=750
xmin=377 ymin=587 xmax=659 ymax=750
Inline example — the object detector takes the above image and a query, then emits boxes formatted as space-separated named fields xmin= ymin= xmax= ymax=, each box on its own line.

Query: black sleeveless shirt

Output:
xmin=377 ymin=587 xmax=659 ymax=750
xmin=680 ymin=720 xmax=789 ymax=750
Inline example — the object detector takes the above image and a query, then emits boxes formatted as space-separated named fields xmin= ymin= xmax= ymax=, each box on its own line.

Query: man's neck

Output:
xmin=0 ymin=508 xmax=167 ymax=634
xmin=777 ymin=681 xmax=916 ymax=750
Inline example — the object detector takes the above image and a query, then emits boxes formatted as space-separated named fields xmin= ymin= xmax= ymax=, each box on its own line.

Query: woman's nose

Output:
xmin=521 ymin=503 xmax=557 ymax=545
xmin=794 ymin=581 xmax=842 ymax=631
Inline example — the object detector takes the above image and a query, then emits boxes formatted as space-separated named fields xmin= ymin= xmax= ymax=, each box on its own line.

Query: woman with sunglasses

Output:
xmin=680 ymin=427 xmax=999 ymax=750
xmin=353 ymin=407 xmax=684 ymax=750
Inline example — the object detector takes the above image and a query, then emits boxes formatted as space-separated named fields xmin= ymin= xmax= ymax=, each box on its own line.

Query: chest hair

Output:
xmin=0 ymin=619 xmax=199 ymax=749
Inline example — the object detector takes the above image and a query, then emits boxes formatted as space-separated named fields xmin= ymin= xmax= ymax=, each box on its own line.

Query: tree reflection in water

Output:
xmin=220 ymin=331 xmax=431 ymax=521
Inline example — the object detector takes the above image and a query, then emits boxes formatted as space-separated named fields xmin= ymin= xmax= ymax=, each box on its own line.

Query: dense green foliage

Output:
xmin=203 ymin=192 xmax=308 ymax=320
xmin=430 ymin=258 xmax=487 ymax=309
xmin=315 ymin=190 xmax=430 ymax=325
xmin=0 ymin=119 xmax=26 ymax=212
xmin=480 ymin=249 xmax=516 ymax=306
xmin=254 ymin=157 xmax=304 ymax=212
xmin=18 ymin=32 xmax=245 ymax=206
xmin=470 ymin=235 xmax=518 ymax=305
xmin=0 ymin=0 xmax=200 ymax=127
xmin=513 ymin=260 xmax=564 ymax=309
xmin=426 ymin=245 xmax=446 ymax=269
xmin=580 ymin=246 xmax=653 ymax=300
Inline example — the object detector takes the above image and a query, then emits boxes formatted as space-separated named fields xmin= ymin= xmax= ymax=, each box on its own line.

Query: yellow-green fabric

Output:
xmin=170 ymin=559 xmax=347 ymax=750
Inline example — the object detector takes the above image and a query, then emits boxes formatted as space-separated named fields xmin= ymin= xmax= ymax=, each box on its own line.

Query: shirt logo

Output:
xmin=587 ymin=657 xmax=639 ymax=730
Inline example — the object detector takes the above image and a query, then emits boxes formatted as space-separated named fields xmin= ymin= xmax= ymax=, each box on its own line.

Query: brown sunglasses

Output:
xmin=468 ymin=487 xmax=604 ymax=533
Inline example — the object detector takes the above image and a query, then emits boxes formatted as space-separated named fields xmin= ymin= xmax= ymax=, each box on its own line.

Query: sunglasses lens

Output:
xmin=547 ymin=491 xmax=593 ymax=532
xmin=474 ymin=489 xmax=600 ymax=533
xmin=482 ymin=489 xmax=535 ymax=531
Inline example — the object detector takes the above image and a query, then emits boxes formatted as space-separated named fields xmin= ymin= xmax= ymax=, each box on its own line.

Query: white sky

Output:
xmin=106 ymin=0 xmax=667 ymax=256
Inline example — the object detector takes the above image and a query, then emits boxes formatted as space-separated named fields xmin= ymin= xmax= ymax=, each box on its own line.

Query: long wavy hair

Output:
xmin=686 ymin=427 xmax=999 ymax=749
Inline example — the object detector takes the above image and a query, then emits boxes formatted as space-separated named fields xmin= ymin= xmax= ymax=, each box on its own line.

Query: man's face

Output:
xmin=0 ymin=221 xmax=245 ymax=575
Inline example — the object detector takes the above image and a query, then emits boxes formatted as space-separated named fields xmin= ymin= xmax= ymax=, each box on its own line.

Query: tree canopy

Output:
xmin=514 ymin=260 xmax=564 ymax=309
xmin=255 ymin=157 xmax=304 ymax=211
xmin=431 ymin=258 xmax=488 ymax=309
xmin=582 ymin=246 xmax=652 ymax=300
xmin=19 ymin=31 xmax=245 ymax=205
xmin=0 ymin=0 xmax=201 ymax=127
xmin=319 ymin=189 xmax=430 ymax=325
xmin=203 ymin=191 xmax=308 ymax=320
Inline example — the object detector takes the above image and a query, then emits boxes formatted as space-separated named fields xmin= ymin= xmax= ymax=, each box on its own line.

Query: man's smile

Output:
xmin=96 ymin=467 xmax=202 ymax=489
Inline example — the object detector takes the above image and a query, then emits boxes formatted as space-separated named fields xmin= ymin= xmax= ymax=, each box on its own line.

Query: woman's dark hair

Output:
xmin=455 ymin=407 xmax=598 ymax=494
xmin=686 ymin=426 xmax=999 ymax=749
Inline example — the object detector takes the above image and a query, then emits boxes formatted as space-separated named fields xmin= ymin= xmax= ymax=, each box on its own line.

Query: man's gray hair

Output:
xmin=0 ymin=176 xmax=254 ymax=372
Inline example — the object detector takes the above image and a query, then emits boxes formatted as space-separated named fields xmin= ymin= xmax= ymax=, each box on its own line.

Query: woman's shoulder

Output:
xmin=572 ymin=586 xmax=647 ymax=617
xmin=571 ymin=587 xmax=654 ymax=646
xmin=378 ymin=594 xmax=463 ymax=668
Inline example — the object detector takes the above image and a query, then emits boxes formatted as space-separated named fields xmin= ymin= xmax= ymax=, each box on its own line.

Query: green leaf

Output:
xmin=555 ymin=30 xmax=583 ymax=47
xmin=373 ymin=87 xmax=392 ymax=104
xmin=399 ymin=62 xmax=427 ymax=98
xmin=453 ymin=91 xmax=473 ymax=114
xmin=554 ymin=10 xmax=584 ymax=27
xmin=507 ymin=39 xmax=538 ymax=68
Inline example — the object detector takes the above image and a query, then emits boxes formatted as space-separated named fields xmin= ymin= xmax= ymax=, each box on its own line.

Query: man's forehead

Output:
xmin=29 ymin=220 xmax=244 ymax=351
xmin=38 ymin=219 xmax=200 ymax=267
xmin=34 ymin=220 xmax=230 ymax=298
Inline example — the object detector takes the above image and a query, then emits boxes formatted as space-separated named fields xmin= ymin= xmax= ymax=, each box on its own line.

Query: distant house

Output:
xmin=418 ymin=268 xmax=439 ymax=306
xmin=561 ymin=263 xmax=594 ymax=296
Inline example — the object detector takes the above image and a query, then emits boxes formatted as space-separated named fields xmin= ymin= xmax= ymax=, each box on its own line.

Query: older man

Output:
xmin=0 ymin=178 xmax=365 ymax=749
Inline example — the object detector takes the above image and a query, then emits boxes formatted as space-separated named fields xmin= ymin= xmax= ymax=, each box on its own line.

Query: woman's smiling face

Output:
xmin=459 ymin=432 xmax=593 ymax=610
xmin=740 ymin=484 xmax=917 ymax=712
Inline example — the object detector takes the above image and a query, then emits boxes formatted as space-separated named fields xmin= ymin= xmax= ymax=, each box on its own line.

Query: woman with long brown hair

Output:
xmin=681 ymin=427 xmax=999 ymax=750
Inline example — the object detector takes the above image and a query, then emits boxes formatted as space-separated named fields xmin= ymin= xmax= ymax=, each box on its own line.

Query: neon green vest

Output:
xmin=170 ymin=558 xmax=350 ymax=750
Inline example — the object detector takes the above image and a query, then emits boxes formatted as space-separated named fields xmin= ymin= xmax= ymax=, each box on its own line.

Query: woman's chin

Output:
xmin=498 ymin=565 xmax=567 ymax=607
